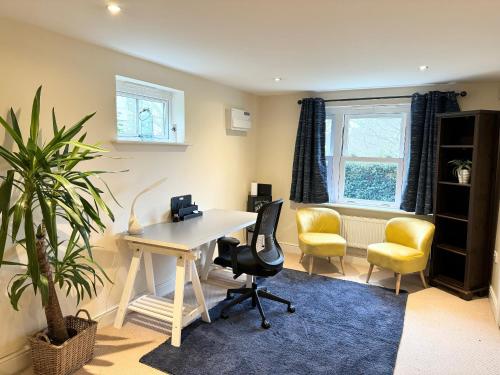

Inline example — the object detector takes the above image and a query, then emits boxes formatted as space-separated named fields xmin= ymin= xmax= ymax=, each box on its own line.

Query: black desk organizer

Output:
xmin=171 ymin=194 xmax=203 ymax=222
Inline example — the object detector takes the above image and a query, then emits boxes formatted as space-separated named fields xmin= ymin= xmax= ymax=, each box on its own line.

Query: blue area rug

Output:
xmin=140 ymin=268 xmax=407 ymax=375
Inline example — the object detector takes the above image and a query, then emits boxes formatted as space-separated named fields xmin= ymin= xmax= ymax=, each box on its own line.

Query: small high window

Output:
xmin=115 ymin=76 xmax=185 ymax=143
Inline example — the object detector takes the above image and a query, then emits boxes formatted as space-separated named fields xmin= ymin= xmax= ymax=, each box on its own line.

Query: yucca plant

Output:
xmin=0 ymin=87 xmax=117 ymax=344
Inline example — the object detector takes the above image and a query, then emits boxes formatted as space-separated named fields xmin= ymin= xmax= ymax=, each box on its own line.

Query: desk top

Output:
xmin=122 ymin=209 xmax=257 ymax=251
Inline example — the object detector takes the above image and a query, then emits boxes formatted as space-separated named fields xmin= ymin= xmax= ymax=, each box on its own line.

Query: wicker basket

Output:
xmin=29 ymin=309 xmax=97 ymax=375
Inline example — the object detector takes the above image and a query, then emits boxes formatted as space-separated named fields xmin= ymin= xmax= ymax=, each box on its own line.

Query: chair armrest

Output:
xmin=218 ymin=236 xmax=241 ymax=248
xmin=217 ymin=237 xmax=241 ymax=276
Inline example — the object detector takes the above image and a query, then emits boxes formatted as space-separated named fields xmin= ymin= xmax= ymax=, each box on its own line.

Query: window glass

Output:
xmin=343 ymin=161 xmax=398 ymax=203
xmin=344 ymin=114 xmax=404 ymax=158
xmin=138 ymin=98 xmax=166 ymax=138
xmin=325 ymin=117 xmax=334 ymax=157
xmin=116 ymin=95 xmax=138 ymax=137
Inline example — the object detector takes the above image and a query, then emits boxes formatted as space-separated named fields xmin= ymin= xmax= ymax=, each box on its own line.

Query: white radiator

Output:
xmin=341 ymin=216 xmax=387 ymax=249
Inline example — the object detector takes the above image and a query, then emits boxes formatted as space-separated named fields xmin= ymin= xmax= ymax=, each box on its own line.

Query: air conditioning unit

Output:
xmin=229 ymin=108 xmax=251 ymax=131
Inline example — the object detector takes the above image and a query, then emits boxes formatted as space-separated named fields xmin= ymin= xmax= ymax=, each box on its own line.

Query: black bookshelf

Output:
xmin=430 ymin=111 xmax=500 ymax=300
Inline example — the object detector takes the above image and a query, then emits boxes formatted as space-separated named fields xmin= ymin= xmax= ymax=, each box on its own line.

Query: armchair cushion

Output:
xmin=367 ymin=242 xmax=425 ymax=274
xmin=299 ymin=232 xmax=346 ymax=257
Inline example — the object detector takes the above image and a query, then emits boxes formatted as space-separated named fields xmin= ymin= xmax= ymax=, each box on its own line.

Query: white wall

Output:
xmin=256 ymin=82 xmax=500 ymax=323
xmin=0 ymin=17 xmax=259 ymax=366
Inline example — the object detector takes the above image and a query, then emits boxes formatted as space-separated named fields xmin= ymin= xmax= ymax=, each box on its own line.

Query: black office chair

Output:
xmin=214 ymin=199 xmax=295 ymax=329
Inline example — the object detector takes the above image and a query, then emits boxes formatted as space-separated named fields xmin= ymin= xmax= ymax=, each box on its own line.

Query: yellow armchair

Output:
xmin=366 ymin=217 xmax=435 ymax=295
xmin=296 ymin=207 xmax=347 ymax=275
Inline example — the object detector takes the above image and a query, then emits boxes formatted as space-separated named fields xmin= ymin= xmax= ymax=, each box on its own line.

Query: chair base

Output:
xmin=302 ymin=254 xmax=345 ymax=276
xmin=366 ymin=264 xmax=428 ymax=295
xmin=220 ymin=282 xmax=295 ymax=329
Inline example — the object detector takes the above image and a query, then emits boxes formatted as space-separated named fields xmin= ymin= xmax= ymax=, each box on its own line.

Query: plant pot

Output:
xmin=29 ymin=310 xmax=97 ymax=375
xmin=457 ymin=169 xmax=471 ymax=184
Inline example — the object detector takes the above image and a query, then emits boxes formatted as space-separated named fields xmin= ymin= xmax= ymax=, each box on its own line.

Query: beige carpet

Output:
xmin=22 ymin=251 xmax=500 ymax=375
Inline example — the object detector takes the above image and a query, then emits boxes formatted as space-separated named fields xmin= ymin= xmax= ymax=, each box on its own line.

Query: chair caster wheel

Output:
xmin=287 ymin=305 xmax=296 ymax=313
xmin=261 ymin=320 xmax=271 ymax=329
xmin=220 ymin=313 xmax=229 ymax=319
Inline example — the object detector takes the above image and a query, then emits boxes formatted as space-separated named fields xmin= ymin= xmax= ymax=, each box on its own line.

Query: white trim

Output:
xmin=111 ymin=139 xmax=191 ymax=147
xmin=115 ymin=75 xmax=185 ymax=143
xmin=323 ymin=202 xmax=418 ymax=216
xmin=326 ymin=104 xmax=410 ymax=208
xmin=0 ymin=305 xmax=120 ymax=374
xmin=0 ymin=345 xmax=31 ymax=375
xmin=489 ymin=286 xmax=500 ymax=327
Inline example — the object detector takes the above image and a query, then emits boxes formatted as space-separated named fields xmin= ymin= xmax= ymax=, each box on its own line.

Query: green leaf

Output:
xmin=62 ymin=113 xmax=96 ymax=142
xmin=37 ymin=186 xmax=58 ymax=251
xmin=38 ymin=274 xmax=49 ymax=306
xmin=9 ymin=108 xmax=23 ymax=140
xmin=51 ymin=108 xmax=58 ymax=136
xmin=29 ymin=86 xmax=42 ymax=146
xmin=63 ymin=141 xmax=108 ymax=153
xmin=24 ymin=209 xmax=40 ymax=290
xmin=11 ymin=193 xmax=26 ymax=242
xmin=55 ymin=199 xmax=84 ymax=227
xmin=0 ymin=116 xmax=27 ymax=155
xmin=0 ymin=145 xmax=23 ymax=170
xmin=44 ymin=173 xmax=83 ymax=208
xmin=0 ymin=171 xmax=14 ymax=266
xmin=8 ymin=274 xmax=30 ymax=310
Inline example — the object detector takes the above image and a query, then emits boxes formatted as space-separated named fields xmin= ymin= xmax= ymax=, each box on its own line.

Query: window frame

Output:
xmin=116 ymin=90 xmax=171 ymax=141
xmin=115 ymin=76 xmax=184 ymax=144
xmin=326 ymin=104 xmax=411 ymax=209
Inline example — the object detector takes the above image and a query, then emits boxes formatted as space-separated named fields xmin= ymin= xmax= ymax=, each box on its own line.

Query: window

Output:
xmin=326 ymin=104 xmax=410 ymax=208
xmin=115 ymin=76 xmax=185 ymax=143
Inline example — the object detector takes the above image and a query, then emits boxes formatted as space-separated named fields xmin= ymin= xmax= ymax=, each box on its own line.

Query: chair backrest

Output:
xmin=385 ymin=217 xmax=435 ymax=256
xmin=251 ymin=199 xmax=284 ymax=269
xmin=296 ymin=207 xmax=341 ymax=235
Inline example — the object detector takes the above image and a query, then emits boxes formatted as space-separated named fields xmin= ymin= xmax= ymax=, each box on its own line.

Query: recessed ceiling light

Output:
xmin=107 ymin=3 xmax=121 ymax=14
xmin=274 ymin=77 xmax=282 ymax=82
xmin=419 ymin=65 xmax=429 ymax=71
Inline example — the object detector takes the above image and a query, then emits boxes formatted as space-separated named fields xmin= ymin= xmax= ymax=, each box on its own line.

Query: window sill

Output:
xmin=322 ymin=202 xmax=426 ymax=217
xmin=111 ymin=139 xmax=191 ymax=147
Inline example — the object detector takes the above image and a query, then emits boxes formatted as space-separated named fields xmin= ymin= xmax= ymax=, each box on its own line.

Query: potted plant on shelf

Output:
xmin=0 ymin=87 xmax=118 ymax=375
xmin=448 ymin=159 xmax=472 ymax=184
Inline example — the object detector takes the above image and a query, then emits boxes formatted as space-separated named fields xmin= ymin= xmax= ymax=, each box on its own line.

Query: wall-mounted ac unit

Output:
xmin=229 ymin=108 xmax=251 ymax=131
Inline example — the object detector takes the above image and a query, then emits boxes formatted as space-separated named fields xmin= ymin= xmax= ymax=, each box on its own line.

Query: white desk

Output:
xmin=113 ymin=209 xmax=257 ymax=347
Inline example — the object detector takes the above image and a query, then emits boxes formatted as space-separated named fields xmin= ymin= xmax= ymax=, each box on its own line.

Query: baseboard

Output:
xmin=489 ymin=286 xmax=500 ymax=326
xmin=0 ymin=344 xmax=31 ymax=375
xmin=281 ymin=241 xmax=300 ymax=254
xmin=0 ymin=305 xmax=121 ymax=375
xmin=0 ymin=276 xmax=175 ymax=375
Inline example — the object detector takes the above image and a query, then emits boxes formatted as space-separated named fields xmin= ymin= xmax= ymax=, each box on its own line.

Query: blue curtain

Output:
xmin=400 ymin=91 xmax=460 ymax=214
xmin=290 ymin=98 xmax=329 ymax=203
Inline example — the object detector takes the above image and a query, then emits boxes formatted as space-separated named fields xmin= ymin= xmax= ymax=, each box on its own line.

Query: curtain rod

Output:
xmin=297 ymin=91 xmax=467 ymax=105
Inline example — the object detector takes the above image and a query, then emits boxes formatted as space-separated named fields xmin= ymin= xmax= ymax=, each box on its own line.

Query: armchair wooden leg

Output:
xmin=366 ymin=264 xmax=374 ymax=283
xmin=327 ymin=257 xmax=331 ymax=263
xmin=339 ymin=256 xmax=345 ymax=275
xmin=395 ymin=273 xmax=402 ymax=295
xmin=419 ymin=271 xmax=428 ymax=289
xmin=308 ymin=256 xmax=314 ymax=275
xmin=299 ymin=253 xmax=304 ymax=263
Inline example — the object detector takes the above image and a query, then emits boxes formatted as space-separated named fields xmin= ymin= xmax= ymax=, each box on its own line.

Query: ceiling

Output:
xmin=1 ymin=0 xmax=500 ymax=94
